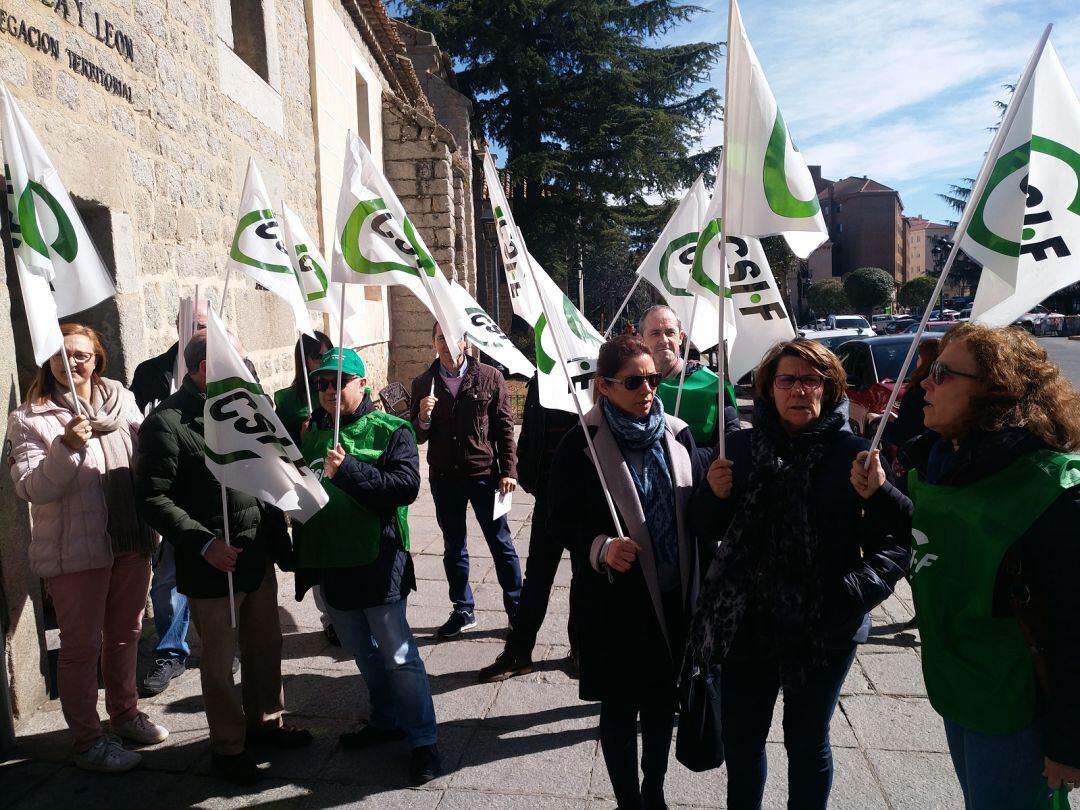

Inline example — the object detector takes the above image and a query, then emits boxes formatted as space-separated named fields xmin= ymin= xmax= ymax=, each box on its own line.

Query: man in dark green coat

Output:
xmin=135 ymin=332 xmax=309 ymax=786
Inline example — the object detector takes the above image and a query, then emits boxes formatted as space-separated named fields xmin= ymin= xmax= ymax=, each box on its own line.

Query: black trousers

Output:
xmin=505 ymin=496 xmax=575 ymax=656
xmin=599 ymin=698 xmax=676 ymax=810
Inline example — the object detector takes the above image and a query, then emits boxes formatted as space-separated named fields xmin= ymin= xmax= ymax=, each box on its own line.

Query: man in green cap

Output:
xmin=292 ymin=347 xmax=440 ymax=784
xmin=638 ymin=305 xmax=740 ymax=449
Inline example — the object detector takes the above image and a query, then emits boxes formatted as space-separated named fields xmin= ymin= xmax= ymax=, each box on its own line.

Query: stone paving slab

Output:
xmin=4 ymin=478 xmax=966 ymax=809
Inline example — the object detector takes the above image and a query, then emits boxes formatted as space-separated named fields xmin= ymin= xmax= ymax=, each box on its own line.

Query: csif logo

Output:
xmin=340 ymin=198 xmax=436 ymax=278
xmin=14 ymin=178 xmax=79 ymax=269
xmin=230 ymin=209 xmax=291 ymax=275
xmin=967 ymin=136 xmax=1080 ymax=262
xmin=658 ymin=232 xmax=698 ymax=297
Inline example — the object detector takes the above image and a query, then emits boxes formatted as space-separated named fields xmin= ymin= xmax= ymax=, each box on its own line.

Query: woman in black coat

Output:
xmin=548 ymin=335 xmax=703 ymax=810
xmin=688 ymin=338 xmax=911 ymax=810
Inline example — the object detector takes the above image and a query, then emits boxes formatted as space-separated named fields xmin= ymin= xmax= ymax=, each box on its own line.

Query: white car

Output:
xmin=797 ymin=327 xmax=868 ymax=350
xmin=827 ymin=315 xmax=871 ymax=331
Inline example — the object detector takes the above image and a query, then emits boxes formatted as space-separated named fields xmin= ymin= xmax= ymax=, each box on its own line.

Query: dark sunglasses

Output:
xmin=314 ymin=375 xmax=357 ymax=392
xmin=929 ymin=360 xmax=980 ymax=385
xmin=603 ymin=372 xmax=661 ymax=391
xmin=773 ymin=374 xmax=825 ymax=391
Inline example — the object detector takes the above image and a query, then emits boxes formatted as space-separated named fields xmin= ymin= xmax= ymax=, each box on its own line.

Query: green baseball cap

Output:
xmin=309 ymin=347 xmax=366 ymax=379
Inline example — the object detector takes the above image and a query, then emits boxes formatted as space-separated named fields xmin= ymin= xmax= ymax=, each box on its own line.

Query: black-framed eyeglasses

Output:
xmin=314 ymin=375 xmax=357 ymax=392
xmin=929 ymin=360 xmax=980 ymax=385
xmin=603 ymin=373 xmax=661 ymax=391
xmin=773 ymin=374 xmax=825 ymax=391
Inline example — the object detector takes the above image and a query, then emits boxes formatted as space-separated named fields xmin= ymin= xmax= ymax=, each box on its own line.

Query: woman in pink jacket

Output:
xmin=8 ymin=324 xmax=169 ymax=772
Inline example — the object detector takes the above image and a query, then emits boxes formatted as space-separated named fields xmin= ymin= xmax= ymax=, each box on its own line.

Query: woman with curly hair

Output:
xmin=906 ymin=323 xmax=1080 ymax=808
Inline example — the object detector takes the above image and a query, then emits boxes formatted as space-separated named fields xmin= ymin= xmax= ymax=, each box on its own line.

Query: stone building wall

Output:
xmin=0 ymin=0 xmax=479 ymax=733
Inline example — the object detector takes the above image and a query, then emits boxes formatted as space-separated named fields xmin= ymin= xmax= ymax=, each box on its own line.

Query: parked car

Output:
xmin=834 ymin=334 xmax=937 ymax=435
xmin=958 ymin=306 xmax=973 ymax=321
xmin=797 ymin=327 xmax=868 ymax=350
xmin=1016 ymin=304 xmax=1065 ymax=335
xmin=902 ymin=320 xmax=957 ymax=334
xmin=826 ymin=314 xmax=871 ymax=331
xmin=884 ymin=318 xmax=916 ymax=334
xmin=871 ymin=314 xmax=892 ymax=334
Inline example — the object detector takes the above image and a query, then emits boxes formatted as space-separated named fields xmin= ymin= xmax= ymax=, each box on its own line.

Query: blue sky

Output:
xmin=673 ymin=0 xmax=1080 ymax=224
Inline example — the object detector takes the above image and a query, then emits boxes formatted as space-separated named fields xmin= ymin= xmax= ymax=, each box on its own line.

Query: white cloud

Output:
xmin=681 ymin=0 xmax=1080 ymax=220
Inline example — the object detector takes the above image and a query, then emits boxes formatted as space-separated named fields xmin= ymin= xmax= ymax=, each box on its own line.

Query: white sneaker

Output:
xmin=73 ymin=735 xmax=142 ymax=773
xmin=113 ymin=712 xmax=169 ymax=745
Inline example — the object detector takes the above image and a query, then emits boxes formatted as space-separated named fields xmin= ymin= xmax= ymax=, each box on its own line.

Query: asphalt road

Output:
xmin=1038 ymin=337 xmax=1080 ymax=388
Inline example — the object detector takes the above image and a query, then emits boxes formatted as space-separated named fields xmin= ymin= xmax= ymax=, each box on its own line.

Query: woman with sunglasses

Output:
xmin=7 ymin=324 xmax=168 ymax=772
xmin=904 ymin=323 xmax=1080 ymax=808
xmin=548 ymin=335 xmax=703 ymax=810
xmin=687 ymin=338 xmax=911 ymax=809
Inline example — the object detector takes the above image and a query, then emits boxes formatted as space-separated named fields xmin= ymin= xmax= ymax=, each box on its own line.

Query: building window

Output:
xmin=836 ymin=204 xmax=842 ymax=213
xmin=229 ymin=0 xmax=269 ymax=81
xmin=355 ymin=72 xmax=372 ymax=151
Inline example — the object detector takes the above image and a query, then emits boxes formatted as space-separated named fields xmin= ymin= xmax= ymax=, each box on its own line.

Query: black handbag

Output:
xmin=675 ymin=654 xmax=725 ymax=772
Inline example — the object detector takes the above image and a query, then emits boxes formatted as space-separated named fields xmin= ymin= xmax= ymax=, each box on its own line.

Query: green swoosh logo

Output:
xmin=230 ymin=209 xmax=292 ymax=275
xmin=17 ymin=180 xmax=78 ymax=262
xmin=658 ymin=233 xmax=698 ymax=297
xmin=763 ymin=110 xmax=821 ymax=219
xmin=968 ymin=135 xmax=1080 ymax=257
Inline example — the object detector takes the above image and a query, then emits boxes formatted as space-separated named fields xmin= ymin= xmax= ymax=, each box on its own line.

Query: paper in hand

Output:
xmin=493 ymin=490 xmax=512 ymax=520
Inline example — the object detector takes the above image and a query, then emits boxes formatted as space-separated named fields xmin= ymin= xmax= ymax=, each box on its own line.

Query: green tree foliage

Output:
xmin=843 ymin=267 xmax=894 ymax=315
xmin=898 ymin=275 xmax=939 ymax=312
xmin=806 ymin=279 xmax=851 ymax=318
xmin=928 ymin=234 xmax=982 ymax=297
xmin=399 ymin=0 xmax=723 ymax=326
xmin=760 ymin=235 xmax=800 ymax=307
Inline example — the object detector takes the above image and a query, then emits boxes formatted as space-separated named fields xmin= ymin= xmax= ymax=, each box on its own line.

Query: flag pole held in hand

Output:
xmin=219 ymin=483 xmax=236 ymax=629
xmin=864 ymin=23 xmax=1053 ymax=468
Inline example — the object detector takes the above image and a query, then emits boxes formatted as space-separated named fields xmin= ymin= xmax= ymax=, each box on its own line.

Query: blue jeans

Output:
xmin=944 ymin=718 xmax=1051 ymax=809
xmin=325 ymin=599 xmax=437 ymax=748
xmin=430 ymin=477 xmax=522 ymax=617
xmin=149 ymin=542 xmax=190 ymax=662
xmin=720 ymin=644 xmax=857 ymax=810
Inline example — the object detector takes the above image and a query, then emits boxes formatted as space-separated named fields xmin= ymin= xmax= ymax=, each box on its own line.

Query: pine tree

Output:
xmin=398 ymin=0 xmax=723 ymax=324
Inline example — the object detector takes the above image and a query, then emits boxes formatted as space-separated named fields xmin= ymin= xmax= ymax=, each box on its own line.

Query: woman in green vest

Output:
xmin=907 ymin=323 xmax=1080 ymax=808
xmin=273 ymin=331 xmax=332 ymax=445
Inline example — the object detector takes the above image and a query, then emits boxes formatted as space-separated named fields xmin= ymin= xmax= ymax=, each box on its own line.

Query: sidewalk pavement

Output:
xmin=2 ymin=477 xmax=962 ymax=809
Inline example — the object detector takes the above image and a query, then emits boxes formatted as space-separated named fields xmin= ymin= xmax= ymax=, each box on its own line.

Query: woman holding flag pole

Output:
xmin=688 ymin=338 xmax=911 ymax=809
xmin=8 ymin=324 xmax=169 ymax=772
xmin=548 ymin=333 xmax=703 ymax=810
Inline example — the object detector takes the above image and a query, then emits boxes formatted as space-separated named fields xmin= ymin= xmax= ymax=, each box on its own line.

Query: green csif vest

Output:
xmin=656 ymin=366 xmax=735 ymax=447
xmin=908 ymin=449 xmax=1080 ymax=733
xmin=293 ymin=410 xmax=414 ymax=569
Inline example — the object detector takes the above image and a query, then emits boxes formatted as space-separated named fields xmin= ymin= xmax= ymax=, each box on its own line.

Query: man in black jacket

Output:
xmin=130 ymin=299 xmax=208 ymax=698
xmin=409 ymin=323 xmax=522 ymax=639
xmin=135 ymin=332 xmax=310 ymax=786
xmin=476 ymin=374 xmax=578 ymax=682
xmin=294 ymin=348 xmax=440 ymax=784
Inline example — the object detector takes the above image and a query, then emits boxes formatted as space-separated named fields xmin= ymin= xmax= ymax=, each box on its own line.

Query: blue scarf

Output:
xmin=601 ymin=397 xmax=678 ymax=566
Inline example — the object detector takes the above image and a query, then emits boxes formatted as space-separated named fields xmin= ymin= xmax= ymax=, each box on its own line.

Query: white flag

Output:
xmin=687 ymin=170 xmax=739 ymax=350
xmin=481 ymin=154 xmax=539 ymax=323
xmin=203 ymin=309 xmax=327 ymax=522
xmin=726 ymin=234 xmax=795 ymax=381
xmin=966 ymin=41 xmax=1080 ymax=326
xmin=226 ymin=159 xmax=313 ymax=336
xmin=721 ymin=0 xmax=827 ymax=259
xmin=447 ymin=281 xmax=535 ymax=377
xmin=332 ymin=132 xmax=466 ymax=357
xmin=1 ymin=82 xmax=116 ymax=363
xmin=634 ymin=176 xmax=720 ymax=349
xmin=519 ymin=250 xmax=604 ymax=414
xmin=281 ymin=202 xmax=333 ymax=313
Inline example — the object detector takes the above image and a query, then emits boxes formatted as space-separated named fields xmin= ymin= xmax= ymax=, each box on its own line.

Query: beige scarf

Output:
xmin=53 ymin=378 xmax=156 ymax=557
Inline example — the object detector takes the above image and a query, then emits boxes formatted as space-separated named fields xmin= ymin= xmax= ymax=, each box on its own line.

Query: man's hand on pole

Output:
xmin=205 ymin=538 xmax=241 ymax=573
